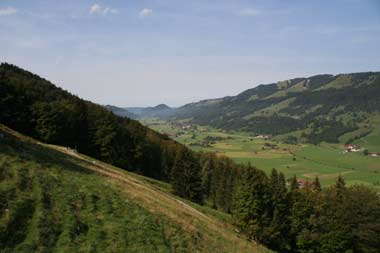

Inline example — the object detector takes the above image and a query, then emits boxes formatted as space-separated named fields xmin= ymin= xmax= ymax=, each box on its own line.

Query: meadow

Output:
xmin=143 ymin=118 xmax=380 ymax=189
xmin=0 ymin=124 xmax=271 ymax=253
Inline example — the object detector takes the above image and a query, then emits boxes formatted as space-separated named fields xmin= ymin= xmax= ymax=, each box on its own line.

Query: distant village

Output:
xmin=344 ymin=144 xmax=380 ymax=157
xmin=154 ymin=119 xmax=380 ymax=158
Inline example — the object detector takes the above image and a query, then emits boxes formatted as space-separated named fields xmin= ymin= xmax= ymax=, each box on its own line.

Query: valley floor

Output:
xmin=143 ymin=119 xmax=380 ymax=189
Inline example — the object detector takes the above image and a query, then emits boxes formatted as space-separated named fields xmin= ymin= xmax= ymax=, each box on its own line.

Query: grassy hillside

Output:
xmin=169 ymin=71 xmax=380 ymax=143
xmin=0 ymin=124 xmax=270 ymax=253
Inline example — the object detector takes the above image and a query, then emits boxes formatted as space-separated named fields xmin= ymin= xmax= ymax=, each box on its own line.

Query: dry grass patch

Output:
xmin=45 ymin=141 xmax=271 ymax=253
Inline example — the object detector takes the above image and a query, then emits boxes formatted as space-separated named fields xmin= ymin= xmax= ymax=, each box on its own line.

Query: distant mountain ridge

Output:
xmin=108 ymin=103 xmax=174 ymax=119
xmin=171 ymin=71 xmax=380 ymax=143
xmin=107 ymin=71 xmax=380 ymax=143
xmin=105 ymin=105 xmax=138 ymax=119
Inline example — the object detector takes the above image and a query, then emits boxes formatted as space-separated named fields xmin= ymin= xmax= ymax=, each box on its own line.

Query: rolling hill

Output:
xmin=0 ymin=124 xmax=270 ymax=253
xmin=167 ymin=71 xmax=380 ymax=144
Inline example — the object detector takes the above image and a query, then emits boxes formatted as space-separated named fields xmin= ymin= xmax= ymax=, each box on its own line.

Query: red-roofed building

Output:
xmin=297 ymin=179 xmax=314 ymax=188
xmin=345 ymin=144 xmax=361 ymax=152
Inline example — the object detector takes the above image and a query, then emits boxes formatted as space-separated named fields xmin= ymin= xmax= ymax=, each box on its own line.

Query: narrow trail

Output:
xmin=0 ymin=123 xmax=269 ymax=252
xmin=44 ymin=144 xmax=250 ymax=247
xmin=54 ymin=145 xmax=211 ymax=221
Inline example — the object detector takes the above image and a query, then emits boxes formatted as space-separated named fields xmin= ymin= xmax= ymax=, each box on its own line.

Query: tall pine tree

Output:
xmin=171 ymin=147 xmax=203 ymax=203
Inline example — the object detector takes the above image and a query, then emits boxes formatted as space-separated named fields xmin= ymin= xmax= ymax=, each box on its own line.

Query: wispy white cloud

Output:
xmin=103 ymin=7 xmax=118 ymax=15
xmin=89 ymin=4 xmax=101 ymax=14
xmin=0 ymin=7 xmax=18 ymax=16
xmin=139 ymin=8 xmax=153 ymax=18
xmin=238 ymin=8 xmax=261 ymax=17
xmin=89 ymin=4 xmax=117 ymax=16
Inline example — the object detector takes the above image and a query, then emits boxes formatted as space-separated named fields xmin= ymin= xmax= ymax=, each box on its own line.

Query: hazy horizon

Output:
xmin=1 ymin=0 xmax=380 ymax=107
xmin=107 ymin=69 xmax=380 ymax=108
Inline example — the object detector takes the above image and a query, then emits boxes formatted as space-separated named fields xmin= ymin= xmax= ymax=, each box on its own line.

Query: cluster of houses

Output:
xmin=254 ymin=134 xmax=272 ymax=140
xmin=170 ymin=122 xmax=197 ymax=131
xmin=344 ymin=144 xmax=361 ymax=152
xmin=344 ymin=143 xmax=379 ymax=157
xmin=181 ymin=124 xmax=193 ymax=130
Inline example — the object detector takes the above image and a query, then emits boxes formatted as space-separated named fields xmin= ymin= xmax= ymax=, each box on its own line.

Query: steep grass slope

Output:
xmin=0 ymin=124 xmax=270 ymax=253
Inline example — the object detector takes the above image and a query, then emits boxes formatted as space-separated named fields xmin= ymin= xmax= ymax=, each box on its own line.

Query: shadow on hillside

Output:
xmin=0 ymin=129 xmax=97 ymax=175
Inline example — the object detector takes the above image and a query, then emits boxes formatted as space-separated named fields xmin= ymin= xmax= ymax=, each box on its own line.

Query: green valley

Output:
xmin=142 ymin=118 xmax=380 ymax=188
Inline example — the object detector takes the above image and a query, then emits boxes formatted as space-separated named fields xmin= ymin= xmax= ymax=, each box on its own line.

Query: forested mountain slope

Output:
xmin=172 ymin=72 xmax=380 ymax=143
xmin=0 ymin=124 xmax=269 ymax=253
xmin=0 ymin=63 xmax=183 ymax=181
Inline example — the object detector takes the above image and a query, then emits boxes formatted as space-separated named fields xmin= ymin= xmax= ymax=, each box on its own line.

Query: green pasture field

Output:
xmin=142 ymin=118 xmax=380 ymax=189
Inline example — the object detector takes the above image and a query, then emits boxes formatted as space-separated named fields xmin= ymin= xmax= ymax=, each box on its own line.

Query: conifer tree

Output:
xmin=200 ymin=153 xmax=216 ymax=200
xmin=171 ymin=147 xmax=203 ymax=203
xmin=290 ymin=175 xmax=299 ymax=191
xmin=313 ymin=176 xmax=321 ymax=192
xmin=266 ymin=170 xmax=290 ymax=251
xmin=335 ymin=175 xmax=346 ymax=198
xmin=336 ymin=175 xmax=345 ymax=189
xmin=233 ymin=166 xmax=270 ymax=242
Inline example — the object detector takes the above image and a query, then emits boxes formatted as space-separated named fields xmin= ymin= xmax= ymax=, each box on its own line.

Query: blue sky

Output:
xmin=1 ymin=0 xmax=380 ymax=107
